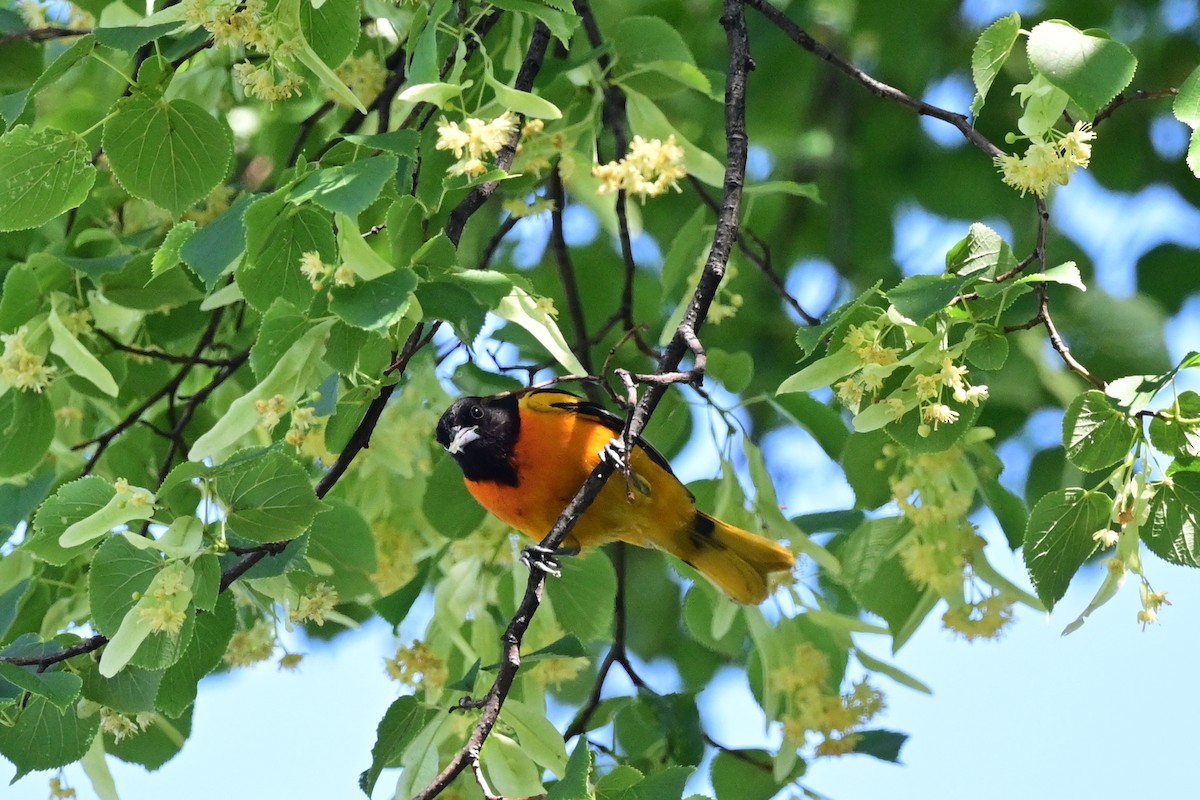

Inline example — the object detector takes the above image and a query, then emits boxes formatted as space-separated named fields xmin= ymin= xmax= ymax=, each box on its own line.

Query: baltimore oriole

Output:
xmin=435 ymin=388 xmax=795 ymax=604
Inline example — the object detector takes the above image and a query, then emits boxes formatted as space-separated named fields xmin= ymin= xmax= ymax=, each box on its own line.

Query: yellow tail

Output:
xmin=667 ymin=513 xmax=796 ymax=605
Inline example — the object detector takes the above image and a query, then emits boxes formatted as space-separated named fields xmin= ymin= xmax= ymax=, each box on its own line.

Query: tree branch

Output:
xmin=413 ymin=3 xmax=751 ymax=795
xmin=745 ymin=0 xmax=1004 ymax=160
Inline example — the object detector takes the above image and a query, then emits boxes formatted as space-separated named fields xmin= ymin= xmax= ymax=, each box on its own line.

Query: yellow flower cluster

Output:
xmin=183 ymin=0 xmax=305 ymax=103
xmin=289 ymin=582 xmax=338 ymax=625
xmin=49 ymin=777 xmax=77 ymax=799
xmin=994 ymin=121 xmax=1095 ymax=197
xmin=224 ymin=619 xmax=276 ymax=666
xmin=135 ymin=563 xmax=190 ymax=634
xmin=0 ymin=327 xmax=55 ymax=393
xmin=533 ymin=656 xmax=588 ymax=687
xmin=941 ymin=593 xmax=1014 ymax=641
xmin=1138 ymin=587 xmax=1170 ymax=628
xmin=299 ymin=251 xmax=355 ymax=291
xmin=284 ymin=404 xmax=320 ymax=450
xmin=435 ymin=112 xmax=519 ymax=178
xmin=772 ymin=643 xmax=884 ymax=756
xmin=99 ymin=708 xmax=155 ymax=743
xmin=887 ymin=445 xmax=1016 ymax=641
xmin=385 ymin=641 xmax=447 ymax=691
xmin=371 ymin=521 xmax=421 ymax=594
xmin=913 ymin=357 xmax=987 ymax=437
xmin=331 ymin=52 xmax=386 ymax=108
xmin=592 ymin=135 xmax=688 ymax=200
xmin=255 ymin=393 xmax=289 ymax=431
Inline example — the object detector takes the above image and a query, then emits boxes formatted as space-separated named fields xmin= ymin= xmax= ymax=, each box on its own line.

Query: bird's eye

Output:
xmin=469 ymin=404 xmax=484 ymax=420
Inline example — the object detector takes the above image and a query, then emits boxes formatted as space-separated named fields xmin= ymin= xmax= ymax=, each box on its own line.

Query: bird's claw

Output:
xmin=521 ymin=544 xmax=562 ymax=577
xmin=600 ymin=438 xmax=628 ymax=470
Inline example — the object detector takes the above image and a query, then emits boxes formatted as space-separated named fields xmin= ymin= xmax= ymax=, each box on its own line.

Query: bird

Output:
xmin=435 ymin=388 xmax=796 ymax=604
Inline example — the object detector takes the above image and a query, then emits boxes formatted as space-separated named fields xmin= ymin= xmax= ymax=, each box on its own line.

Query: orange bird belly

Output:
xmin=462 ymin=406 xmax=694 ymax=551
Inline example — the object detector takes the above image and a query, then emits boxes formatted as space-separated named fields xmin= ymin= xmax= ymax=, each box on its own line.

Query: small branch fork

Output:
xmin=413 ymin=2 xmax=752 ymax=797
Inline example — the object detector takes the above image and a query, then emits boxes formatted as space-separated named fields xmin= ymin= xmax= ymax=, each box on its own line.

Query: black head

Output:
xmin=435 ymin=394 xmax=521 ymax=485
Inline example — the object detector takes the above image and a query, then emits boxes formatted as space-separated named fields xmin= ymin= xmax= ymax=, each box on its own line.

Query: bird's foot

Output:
xmin=599 ymin=438 xmax=628 ymax=470
xmin=521 ymin=544 xmax=562 ymax=578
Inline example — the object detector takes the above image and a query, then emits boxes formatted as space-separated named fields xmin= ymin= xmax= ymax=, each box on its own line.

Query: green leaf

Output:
xmin=482 ymin=732 xmax=544 ymax=798
xmin=1062 ymin=390 xmax=1136 ymax=472
xmin=546 ymin=549 xmax=616 ymax=642
xmin=613 ymin=15 xmax=696 ymax=98
xmin=0 ymin=35 xmax=96 ymax=126
xmin=212 ymin=449 xmax=326 ymax=543
xmin=156 ymin=593 xmax=236 ymax=717
xmin=885 ymin=392 xmax=982 ymax=454
xmin=548 ymin=739 xmax=594 ymax=800
xmin=152 ymin=220 xmax=196 ymax=276
xmin=1017 ymin=261 xmax=1085 ymax=291
xmin=970 ymin=12 xmax=1021 ymax=118
xmin=306 ymin=500 xmax=378 ymax=597
xmin=1174 ymin=64 xmax=1200 ymax=129
xmin=291 ymin=155 xmax=398 ymax=219
xmin=239 ymin=199 xmax=335 ymax=312
xmin=180 ymin=192 xmax=257 ymax=288
xmin=58 ymin=479 xmax=155 ymax=549
xmin=887 ymin=274 xmax=968 ymax=322
xmin=93 ymin=22 xmax=182 ymax=51
xmin=965 ymin=327 xmax=1009 ymax=371
xmin=373 ymin=552 xmax=439 ymax=626
xmin=1143 ymin=472 xmax=1200 ymax=567
xmin=106 ymin=705 xmax=193 ymax=770
xmin=487 ymin=74 xmax=562 ymax=119
xmin=776 ymin=347 xmax=860 ymax=395
xmin=188 ymin=320 xmax=333 ymax=461
xmin=711 ymin=748 xmax=799 ymax=800
xmin=1186 ymin=129 xmax=1200 ymax=179
xmin=493 ymin=285 xmax=587 ymax=375
xmin=1148 ymin=391 xmax=1200 ymax=459
xmin=294 ymin=36 xmax=367 ymax=113
xmin=0 ymin=694 xmax=99 ymax=780
xmin=359 ymin=696 xmax=441 ymax=796
xmin=794 ymin=282 xmax=882 ymax=358
xmin=944 ymin=222 xmax=1014 ymax=278
xmin=981 ymin=478 xmax=1029 ymax=550
xmin=595 ymin=765 xmax=641 ymax=800
xmin=502 ymin=699 xmax=569 ymax=777
xmin=329 ymin=268 xmax=418 ymax=330
xmin=298 ymin=0 xmax=359 ymax=68
xmin=0 ymin=125 xmax=96 ymax=231
xmin=0 ymin=663 xmax=81 ymax=711
xmin=26 ymin=477 xmax=112 ymax=564
xmin=48 ymin=301 xmax=118 ymax=396
xmin=396 ymin=81 xmax=466 ymax=106
xmin=1026 ymin=21 xmax=1138 ymax=118
xmin=852 ymin=729 xmax=908 ymax=762
xmin=1023 ymin=488 xmax=1110 ymax=610
xmin=251 ymin=300 xmax=310 ymax=380
xmin=102 ymin=95 xmax=232 ymax=216
xmin=771 ymin=394 xmax=851 ymax=461
xmin=88 ymin=535 xmax=162 ymax=637
xmin=742 ymin=180 xmax=821 ymax=202
xmin=0 ymin=388 xmax=54 ymax=478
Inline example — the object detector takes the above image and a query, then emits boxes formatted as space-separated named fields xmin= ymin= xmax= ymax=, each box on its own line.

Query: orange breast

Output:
xmin=464 ymin=402 xmax=694 ymax=550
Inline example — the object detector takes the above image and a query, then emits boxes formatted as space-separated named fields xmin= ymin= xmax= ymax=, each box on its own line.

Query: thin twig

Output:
xmin=548 ymin=164 xmax=594 ymax=373
xmin=745 ymin=0 xmax=1004 ymax=160
xmin=1094 ymin=88 xmax=1179 ymax=126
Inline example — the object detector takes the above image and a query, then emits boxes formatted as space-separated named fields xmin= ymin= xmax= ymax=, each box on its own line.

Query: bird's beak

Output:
xmin=445 ymin=425 xmax=481 ymax=454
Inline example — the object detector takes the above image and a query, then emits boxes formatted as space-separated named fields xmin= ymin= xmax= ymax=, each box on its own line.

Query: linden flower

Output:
xmin=435 ymin=112 xmax=519 ymax=177
xmin=921 ymin=402 xmax=959 ymax=428
xmin=1060 ymin=121 xmax=1095 ymax=168
xmin=0 ymin=327 xmax=56 ymax=393
xmin=385 ymin=641 xmax=448 ymax=690
xmin=299 ymin=251 xmax=327 ymax=288
xmin=290 ymin=582 xmax=338 ymax=625
xmin=1092 ymin=527 xmax=1120 ymax=548
xmin=593 ymin=135 xmax=688 ymax=200
xmin=255 ymin=393 xmax=289 ymax=430
xmin=224 ymin=619 xmax=276 ymax=667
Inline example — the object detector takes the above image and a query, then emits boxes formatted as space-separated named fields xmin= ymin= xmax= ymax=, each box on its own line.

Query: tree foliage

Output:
xmin=0 ymin=0 xmax=1198 ymax=797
